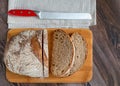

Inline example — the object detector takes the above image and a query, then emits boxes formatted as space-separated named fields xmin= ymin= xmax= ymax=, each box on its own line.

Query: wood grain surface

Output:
xmin=0 ymin=0 xmax=120 ymax=86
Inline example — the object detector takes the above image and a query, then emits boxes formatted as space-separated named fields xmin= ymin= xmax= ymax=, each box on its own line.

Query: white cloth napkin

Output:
xmin=8 ymin=0 xmax=96 ymax=28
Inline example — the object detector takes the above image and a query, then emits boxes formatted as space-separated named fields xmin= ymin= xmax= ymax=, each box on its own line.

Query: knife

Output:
xmin=8 ymin=9 xmax=92 ymax=20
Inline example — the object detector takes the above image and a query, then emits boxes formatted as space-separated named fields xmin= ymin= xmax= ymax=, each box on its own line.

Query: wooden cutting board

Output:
xmin=6 ymin=28 xmax=93 ymax=83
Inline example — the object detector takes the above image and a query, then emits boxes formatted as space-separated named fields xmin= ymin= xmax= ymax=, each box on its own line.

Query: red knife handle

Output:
xmin=8 ymin=9 xmax=37 ymax=16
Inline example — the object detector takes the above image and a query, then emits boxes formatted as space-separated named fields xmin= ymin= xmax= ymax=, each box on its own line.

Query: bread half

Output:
xmin=51 ymin=29 xmax=74 ymax=77
xmin=4 ymin=30 xmax=44 ymax=77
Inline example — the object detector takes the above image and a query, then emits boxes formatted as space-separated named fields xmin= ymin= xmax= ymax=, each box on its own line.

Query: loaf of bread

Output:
xmin=51 ymin=29 xmax=74 ymax=77
xmin=4 ymin=30 xmax=49 ymax=77
xmin=5 ymin=29 xmax=86 ymax=78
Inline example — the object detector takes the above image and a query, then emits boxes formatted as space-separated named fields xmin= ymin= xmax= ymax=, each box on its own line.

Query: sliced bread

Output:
xmin=57 ymin=32 xmax=87 ymax=77
xmin=51 ymin=29 xmax=74 ymax=77
xmin=68 ymin=32 xmax=86 ymax=75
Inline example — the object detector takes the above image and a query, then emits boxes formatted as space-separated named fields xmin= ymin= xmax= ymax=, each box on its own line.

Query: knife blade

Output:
xmin=8 ymin=9 xmax=92 ymax=20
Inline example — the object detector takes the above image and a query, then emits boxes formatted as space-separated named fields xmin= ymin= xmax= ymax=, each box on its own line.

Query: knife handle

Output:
xmin=8 ymin=9 xmax=37 ymax=16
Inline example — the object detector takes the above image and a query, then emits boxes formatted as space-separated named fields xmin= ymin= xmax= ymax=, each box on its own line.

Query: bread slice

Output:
xmin=43 ymin=29 xmax=49 ymax=77
xmin=31 ymin=29 xmax=49 ymax=77
xmin=4 ymin=30 xmax=44 ymax=77
xmin=51 ymin=29 xmax=74 ymax=77
xmin=68 ymin=32 xmax=86 ymax=75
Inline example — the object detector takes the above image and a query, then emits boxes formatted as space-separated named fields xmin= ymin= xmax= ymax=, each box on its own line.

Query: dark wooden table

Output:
xmin=0 ymin=0 xmax=120 ymax=86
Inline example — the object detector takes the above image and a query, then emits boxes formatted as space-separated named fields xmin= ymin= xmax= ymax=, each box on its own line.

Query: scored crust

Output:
xmin=51 ymin=29 xmax=75 ymax=77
